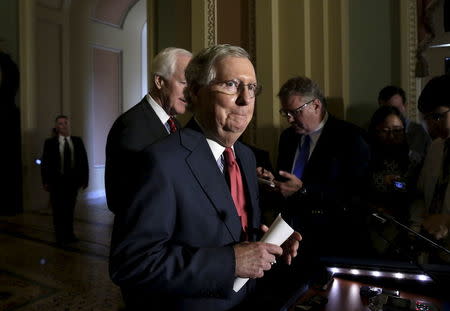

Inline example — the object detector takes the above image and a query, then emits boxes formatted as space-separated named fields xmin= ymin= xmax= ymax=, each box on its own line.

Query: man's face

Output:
xmin=161 ymin=54 xmax=192 ymax=115
xmin=426 ymin=106 xmax=450 ymax=139
xmin=55 ymin=117 xmax=70 ymax=137
xmin=379 ymin=94 xmax=406 ymax=115
xmin=280 ymin=95 xmax=323 ymax=135
xmin=194 ymin=56 xmax=256 ymax=146
xmin=424 ymin=118 xmax=441 ymax=140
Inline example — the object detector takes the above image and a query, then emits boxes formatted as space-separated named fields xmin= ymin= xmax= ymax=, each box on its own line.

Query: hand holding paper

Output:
xmin=233 ymin=214 xmax=295 ymax=292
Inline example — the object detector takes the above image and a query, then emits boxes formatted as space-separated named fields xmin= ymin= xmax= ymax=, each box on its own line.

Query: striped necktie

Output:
xmin=167 ymin=117 xmax=177 ymax=133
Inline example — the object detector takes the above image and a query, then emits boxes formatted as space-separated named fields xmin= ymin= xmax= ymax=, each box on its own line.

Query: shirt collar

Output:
xmin=206 ymin=139 xmax=235 ymax=162
xmin=307 ymin=111 xmax=328 ymax=139
xmin=58 ymin=135 xmax=71 ymax=143
xmin=192 ymin=117 xmax=235 ymax=161
xmin=206 ymin=138 xmax=227 ymax=162
xmin=146 ymin=94 xmax=170 ymax=124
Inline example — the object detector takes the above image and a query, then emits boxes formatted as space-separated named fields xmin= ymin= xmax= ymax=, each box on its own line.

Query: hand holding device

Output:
xmin=393 ymin=180 xmax=406 ymax=190
xmin=256 ymin=167 xmax=276 ymax=188
xmin=258 ymin=177 xmax=275 ymax=187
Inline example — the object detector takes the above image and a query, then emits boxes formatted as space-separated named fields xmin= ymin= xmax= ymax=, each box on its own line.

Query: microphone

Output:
xmin=371 ymin=212 xmax=450 ymax=256
xmin=371 ymin=212 xmax=450 ymax=292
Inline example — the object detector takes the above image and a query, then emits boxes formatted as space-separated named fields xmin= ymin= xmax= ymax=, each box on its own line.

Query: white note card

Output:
xmin=233 ymin=214 xmax=294 ymax=292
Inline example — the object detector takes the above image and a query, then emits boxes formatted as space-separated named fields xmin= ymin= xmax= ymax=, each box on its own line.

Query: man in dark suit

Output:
xmin=109 ymin=44 xmax=302 ymax=311
xmin=259 ymin=76 xmax=370 ymax=257
xmin=105 ymin=47 xmax=192 ymax=214
xmin=41 ymin=115 xmax=89 ymax=244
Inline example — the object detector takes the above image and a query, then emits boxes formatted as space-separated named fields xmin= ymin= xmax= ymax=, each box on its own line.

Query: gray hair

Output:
xmin=151 ymin=47 xmax=192 ymax=82
xmin=277 ymin=76 xmax=327 ymax=108
xmin=184 ymin=44 xmax=251 ymax=106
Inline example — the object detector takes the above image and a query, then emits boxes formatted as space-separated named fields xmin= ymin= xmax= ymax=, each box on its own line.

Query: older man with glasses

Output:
xmin=258 ymin=76 xmax=370 ymax=258
xmin=109 ymin=45 xmax=302 ymax=311
xmin=105 ymin=47 xmax=192 ymax=215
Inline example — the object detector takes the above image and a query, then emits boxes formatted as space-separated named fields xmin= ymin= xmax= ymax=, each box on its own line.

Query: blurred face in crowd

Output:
xmin=194 ymin=56 xmax=256 ymax=147
xmin=379 ymin=94 xmax=406 ymax=115
xmin=424 ymin=118 xmax=441 ymax=140
xmin=55 ymin=117 xmax=70 ymax=137
xmin=158 ymin=54 xmax=192 ymax=116
xmin=375 ymin=114 xmax=405 ymax=145
xmin=280 ymin=95 xmax=323 ymax=135
xmin=424 ymin=106 xmax=450 ymax=139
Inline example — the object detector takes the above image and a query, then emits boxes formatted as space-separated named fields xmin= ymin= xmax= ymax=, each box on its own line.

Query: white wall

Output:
xmin=70 ymin=0 xmax=147 ymax=201
xmin=19 ymin=0 xmax=147 ymax=210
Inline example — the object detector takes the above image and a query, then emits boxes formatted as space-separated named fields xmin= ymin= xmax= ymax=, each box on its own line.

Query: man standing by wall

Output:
xmin=105 ymin=47 xmax=192 ymax=214
xmin=41 ymin=115 xmax=89 ymax=245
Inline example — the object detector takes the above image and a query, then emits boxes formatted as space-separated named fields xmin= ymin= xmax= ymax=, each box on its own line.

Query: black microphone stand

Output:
xmin=371 ymin=212 xmax=450 ymax=292
xmin=372 ymin=213 xmax=450 ymax=255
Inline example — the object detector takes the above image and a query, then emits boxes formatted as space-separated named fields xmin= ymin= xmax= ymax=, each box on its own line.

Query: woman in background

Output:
xmin=367 ymin=105 xmax=422 ymax=257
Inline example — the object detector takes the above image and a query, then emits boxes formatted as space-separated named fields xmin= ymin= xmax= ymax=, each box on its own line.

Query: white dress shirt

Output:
xmin=58 ymin=135 xmax=74 ymax=172
xmin=146 ymin=94 xmax=171 ymax=133
xmin=206 ymin=138 xmax=236 ymax=173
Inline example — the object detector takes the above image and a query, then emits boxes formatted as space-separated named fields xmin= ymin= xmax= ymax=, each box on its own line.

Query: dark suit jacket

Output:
xmin=109 ymin=119 xmax=260 ymax=311
xmin=41 ymin=136 xmax=89 ymax=188
xmin=277 ymin=115 xmax=370 ymax=253
xmin=105 ymin=97 xmax=181 ymax=213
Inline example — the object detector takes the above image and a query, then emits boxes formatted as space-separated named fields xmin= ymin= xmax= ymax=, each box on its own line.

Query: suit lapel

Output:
xmin=181 ymin=120 xmax=242 ymax=242
xmin=282 ymin=129 xmax=301 ymax=172
xmin=140 ymin=98 xmax=170 ymax=137
xmin=51 ymin=137 xmax=62 ymax=168
xmin=304 ymin=117 xmax=334 ymax=178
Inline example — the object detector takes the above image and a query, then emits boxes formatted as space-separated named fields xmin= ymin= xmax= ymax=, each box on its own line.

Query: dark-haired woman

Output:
xmin=367 ymin=106 xmax=422 ymax=257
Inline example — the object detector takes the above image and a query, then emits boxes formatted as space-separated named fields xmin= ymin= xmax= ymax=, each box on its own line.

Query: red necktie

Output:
xmin=167 ymin=117 xmax=177 ymax=133
xmin=223 ymin=147 xmax=248 ymax=233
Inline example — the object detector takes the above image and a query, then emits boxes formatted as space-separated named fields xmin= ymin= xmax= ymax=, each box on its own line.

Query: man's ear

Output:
xmin=313 ymin=99 xmax=322 ymax=112
xmin=154 ymin=75 xmax=165 ymax=90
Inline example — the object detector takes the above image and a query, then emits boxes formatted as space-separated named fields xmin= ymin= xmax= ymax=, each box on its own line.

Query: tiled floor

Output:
xmin=0 ymin=197 xmax=124 ymax=310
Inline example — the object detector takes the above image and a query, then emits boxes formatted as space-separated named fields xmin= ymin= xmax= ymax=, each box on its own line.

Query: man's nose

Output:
xmin=236 ymin=87 xmax=252 ymax=105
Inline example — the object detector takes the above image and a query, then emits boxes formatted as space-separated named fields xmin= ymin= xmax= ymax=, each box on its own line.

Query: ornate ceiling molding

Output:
xmin=91 ymin=0 xmax=139 ymax=29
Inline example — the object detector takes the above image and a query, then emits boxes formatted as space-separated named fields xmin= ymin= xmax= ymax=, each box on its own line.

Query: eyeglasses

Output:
xmin=279 ymin=98 xmax=315 ymax=118
xmin=210 ymin=79 xmax=262 ymax=98
xmin=376 ymin=127 xmax=405 ymax=136
xmin=424 ymin=109 xmax=450 ymax=121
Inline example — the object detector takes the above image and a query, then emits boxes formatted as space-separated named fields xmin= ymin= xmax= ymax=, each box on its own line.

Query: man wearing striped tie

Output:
xmin=105 ymin=47 xmax=192 ymax=214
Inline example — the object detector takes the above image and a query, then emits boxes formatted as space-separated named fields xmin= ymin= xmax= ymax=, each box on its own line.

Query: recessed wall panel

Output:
xmin=92 ymin=47 xmax=122 ymax=167
xmin=37 ymin=0 xmax=62 ymax=10
xmin=36 ymin=19 xmax=62 ymax=147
